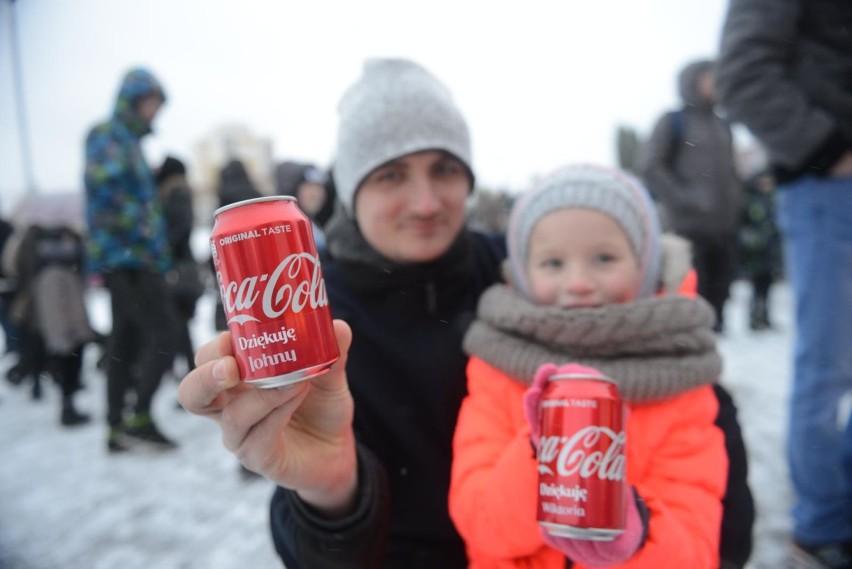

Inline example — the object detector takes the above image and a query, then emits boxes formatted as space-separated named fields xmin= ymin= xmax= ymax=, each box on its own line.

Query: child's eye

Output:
xmin=594 ymin=253 xmax=617 ymax=264
xmin=542 ymin=258 xmax=563 ymax=270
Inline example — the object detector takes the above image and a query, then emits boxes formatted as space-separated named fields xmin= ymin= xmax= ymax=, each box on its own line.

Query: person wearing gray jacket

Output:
xmin=716 ymin=1 xmax=852 ymax=568
xmin=640 ymin=59 xmax=744 ymax=332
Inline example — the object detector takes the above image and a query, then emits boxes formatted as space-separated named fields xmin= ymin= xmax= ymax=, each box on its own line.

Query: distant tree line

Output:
xmin=466 ymin=188 xmax=515 ymax=233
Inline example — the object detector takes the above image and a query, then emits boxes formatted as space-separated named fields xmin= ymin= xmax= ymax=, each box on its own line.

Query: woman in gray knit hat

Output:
xmin=451 ymin=164 xmax=741 ymax=568
xmin=178 ymin=58 xmax=505 ymax=568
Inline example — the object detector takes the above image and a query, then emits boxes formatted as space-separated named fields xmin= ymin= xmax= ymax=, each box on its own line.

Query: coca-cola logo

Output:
xmin=537 ymin=426 xmax=626 ymax=481
xmin=219 ymin=253 xmax=329 ymax=326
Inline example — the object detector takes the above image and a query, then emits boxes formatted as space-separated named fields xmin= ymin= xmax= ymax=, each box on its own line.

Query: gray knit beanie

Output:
xmin=332 ymin=58 xmax=473 ymax=216
xmin=506 ymin=164 xmax=662 ymax=300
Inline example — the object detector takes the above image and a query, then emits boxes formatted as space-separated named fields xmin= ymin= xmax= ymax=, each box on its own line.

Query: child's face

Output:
xmin=526 ymin=208 xmax=642 ymax=308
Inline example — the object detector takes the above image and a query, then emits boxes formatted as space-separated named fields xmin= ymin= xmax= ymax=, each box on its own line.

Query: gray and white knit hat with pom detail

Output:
xmin=332 ymin=58 xmax=473 ymax=216
xmin=506 ymin=164 xmax=663 ymax=301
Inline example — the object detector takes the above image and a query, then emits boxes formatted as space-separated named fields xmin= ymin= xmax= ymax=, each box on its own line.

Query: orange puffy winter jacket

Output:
xmin=449 ymin=357 xmax=726 ymax=569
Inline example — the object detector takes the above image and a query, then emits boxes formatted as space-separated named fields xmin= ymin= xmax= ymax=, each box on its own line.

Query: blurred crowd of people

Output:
xmin=0 ymin=69 xmax=337 ymax=450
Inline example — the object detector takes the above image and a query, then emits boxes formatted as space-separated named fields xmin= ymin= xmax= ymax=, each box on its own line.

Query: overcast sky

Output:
xmin=0 ymin=0 xmax=731 ymax=212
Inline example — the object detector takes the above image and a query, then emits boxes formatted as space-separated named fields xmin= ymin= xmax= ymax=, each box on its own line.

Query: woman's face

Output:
xmin=354 ymin=150 xmax=470 ymax=263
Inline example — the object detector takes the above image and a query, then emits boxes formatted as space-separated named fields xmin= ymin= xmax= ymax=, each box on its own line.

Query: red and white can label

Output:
xmin=536 ymin=372 xmax=627 ymax=541
xmin=211 ymin=196 xmax=339 ymax=388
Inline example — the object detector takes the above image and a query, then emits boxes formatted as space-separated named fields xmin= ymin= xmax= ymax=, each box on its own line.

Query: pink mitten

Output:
xmin=540 ymin=486 xmax=647 ymax=567
xmin=523 ymin=362 xmax=559 ymax=444
xmin=523 ymin=362 xmax=608 ymax=448
xmin=524 ymin=362 xmax=648 ymax=566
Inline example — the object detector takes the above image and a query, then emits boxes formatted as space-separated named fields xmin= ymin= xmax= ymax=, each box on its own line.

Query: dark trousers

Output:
xmin=0 ymin=294 xmax=20 ymax=354
xmin=173 ymin=295 xmax=197 ymax=373
xmin=16 ymin=325 xmax=46 ymax=381
xmin=690 ymin=234 xmax=738 ymax=328
xmin=11 ymin=325 xmax=46 ymax=396
xmin=174 ymin=319 xmax=195 ymax=373
xmin=104 ymin=270 xmax=176 ymax=427
xmin=47 ymin=346 xmax=84 ymax=399
xmin=750 ymin=271 xmax=772 ymax=305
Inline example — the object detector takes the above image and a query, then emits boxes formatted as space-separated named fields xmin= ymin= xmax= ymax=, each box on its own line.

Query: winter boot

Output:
xmin=123 ymin=412 xmax=178 ymax=450
xmin=750 ymin=298 xmax=770 ymax=331
xmin=107 ymin=425 xmax=132 ymax=453
xmin=760 ymin=302 xmax=772 ymax=329
xmin=60 ymin=397 xmax=91 ymax=427
xmin=5 ymin=362 xmax=23 ymax=386
xmin=31 ymin=374 xmax=43 ymax=400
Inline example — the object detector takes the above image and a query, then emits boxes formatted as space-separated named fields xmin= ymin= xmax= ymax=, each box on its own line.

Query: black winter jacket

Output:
xmin=270 ymin=222 xmax=505 ymax=569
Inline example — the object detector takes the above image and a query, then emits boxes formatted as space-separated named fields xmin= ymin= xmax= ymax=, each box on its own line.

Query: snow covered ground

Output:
xmin=0 ymin=280 xmax=804 ymax=568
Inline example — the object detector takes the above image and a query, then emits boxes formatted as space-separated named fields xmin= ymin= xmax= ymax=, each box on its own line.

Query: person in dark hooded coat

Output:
xmin=179 ymin=58 xmax=505 ymax=568
xmin=640 ymin=59 xmax=744 ymax=334
xmin=274 ymin=161 xmax=335 ymax=251
xmin=640 ymin=59 xmax=754 ymax=569
xmin=156 ymin=155 xmax=202 ymax=376
xmin=216 ymin=159 xmax=261 ymax=209
xmin=211 ymin=159 xmax=262 ymax=331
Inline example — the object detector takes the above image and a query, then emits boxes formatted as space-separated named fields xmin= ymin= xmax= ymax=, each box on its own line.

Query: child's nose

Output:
xmin=563 ymin=266 xmax=594 ymax=294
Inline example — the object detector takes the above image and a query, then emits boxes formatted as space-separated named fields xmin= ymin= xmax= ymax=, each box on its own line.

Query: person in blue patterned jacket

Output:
xmin=84 ymin=67 xmax=179 ymax=453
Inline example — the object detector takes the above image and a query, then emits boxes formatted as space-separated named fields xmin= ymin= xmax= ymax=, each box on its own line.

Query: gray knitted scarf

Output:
xmin=463 ymin=284 xmax=722 ymax=403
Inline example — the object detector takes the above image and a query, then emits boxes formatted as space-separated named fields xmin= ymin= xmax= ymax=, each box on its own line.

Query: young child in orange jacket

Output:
xmin=450 ymin=164 xmax=728 ymax=568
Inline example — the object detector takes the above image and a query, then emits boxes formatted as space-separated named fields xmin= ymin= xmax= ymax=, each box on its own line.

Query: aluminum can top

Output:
xmin=214 ymin=195 xmax=297 ymax=217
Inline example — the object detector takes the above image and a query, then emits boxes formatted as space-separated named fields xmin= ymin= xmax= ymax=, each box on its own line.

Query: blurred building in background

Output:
xmin=193 ymin=124 xmax=274 ymax=222
xmin=466 ymin=188 xmax=514 ymax=233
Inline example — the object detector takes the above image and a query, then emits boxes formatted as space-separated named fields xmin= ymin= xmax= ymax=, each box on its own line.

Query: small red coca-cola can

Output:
xmin=210 ymin=196 xmax=339 ymax=388
xmin=535 ymin=369 xmax=626 ymax=540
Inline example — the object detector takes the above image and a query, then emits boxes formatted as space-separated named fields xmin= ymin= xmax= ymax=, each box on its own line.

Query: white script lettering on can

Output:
xmin=539 ymin=483 xmax=589 ymax=502
xmin=537 ymin=426 xmax=626 ymax=480
xmin=237 ymin=327 xmax=297 ymax=350
xmin=218 ymin=224 xmax=292 ymax=245
xmin=248 ymin=350 xmax=297 ymax=372
xmin=260 ymin=224 xmax=292 ymax=236
xmin=541 ymin=502 xmax=586 ymax=517
xmin=220 ymin=253 xmax=329 ymax=323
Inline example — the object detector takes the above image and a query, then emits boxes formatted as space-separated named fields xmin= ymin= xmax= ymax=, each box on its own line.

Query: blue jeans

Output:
xmin=777 ymin=174 xmax=852 ymax=545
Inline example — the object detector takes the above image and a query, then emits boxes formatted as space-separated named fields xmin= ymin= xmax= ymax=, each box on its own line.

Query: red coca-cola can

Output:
xmin=535 ymin=370 xmax=626 ymax=541
xmin=210 ymin=196 xmax=339 ymax=388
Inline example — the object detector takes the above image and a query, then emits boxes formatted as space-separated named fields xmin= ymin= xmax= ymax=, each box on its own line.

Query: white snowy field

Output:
xmin=0 ymin=280 xmax=805 ymax=569
xmin=0 ymin=290 xmax=284 ymax=569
